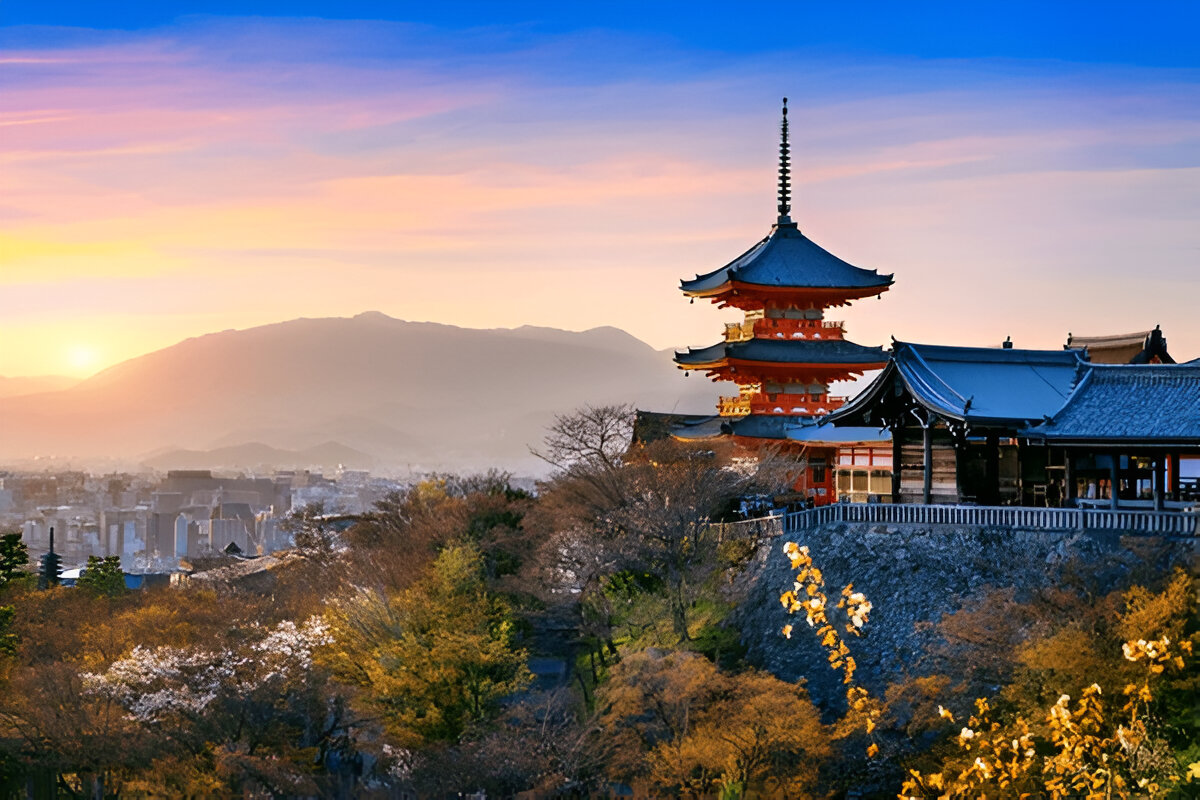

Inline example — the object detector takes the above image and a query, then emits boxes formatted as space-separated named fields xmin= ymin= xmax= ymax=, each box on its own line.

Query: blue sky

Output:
xmin=2 ymin=2 xmax=1199 ymax=377
xmin=5 ymin=1 xmax=1198 ymax=66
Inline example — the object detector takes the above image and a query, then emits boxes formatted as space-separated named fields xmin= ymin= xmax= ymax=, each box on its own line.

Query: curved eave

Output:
xmin=676 ymin=358 xmax=886 ymax=372
xmin=681 ymin=279 xmax=893 ymax=303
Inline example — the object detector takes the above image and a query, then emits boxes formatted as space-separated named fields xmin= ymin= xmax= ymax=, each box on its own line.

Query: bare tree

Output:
xmin=533 ymin=403 xmax=634 ymax=474
xmin=530 ymin=404 xmax=796 ymax=643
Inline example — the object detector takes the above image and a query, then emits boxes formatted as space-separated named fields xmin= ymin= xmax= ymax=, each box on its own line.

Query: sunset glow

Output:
xmin=2 ymin=3 xmax=1198 ymax=377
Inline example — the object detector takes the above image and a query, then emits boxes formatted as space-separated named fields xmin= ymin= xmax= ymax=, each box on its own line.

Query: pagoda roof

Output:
xmin=831 ymin=341 xmax=1087 ymax=428
xmin=680 ymin=222 xmax=894 ymax=296
xmin=675 ymin=338 xmax=887 ymax=368
xmin=1022 ymin=364 xmax=1200 ymax=446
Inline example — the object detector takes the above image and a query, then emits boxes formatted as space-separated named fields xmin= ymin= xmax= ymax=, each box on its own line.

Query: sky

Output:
xmin=2 ymin=2 xmax=1199 ymax=378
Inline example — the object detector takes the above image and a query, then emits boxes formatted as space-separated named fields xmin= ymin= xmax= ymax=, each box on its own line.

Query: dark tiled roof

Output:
xmin=633 ymin=411 xmax=725 ymax=443
xmin=1023 ymin=365 xmax=1200 ymax=444
xmin=675 ymin=338 xmax=887 ymax=367
xmin=832 ymin=342 xmax=1087 ymax=426
xmin=726 ymin=414 xmax=795 ymax=439
xmin=785 ymin=419 xmax=890 ymax=444
xmin=680 ymin=222 xmax=893 ymax=294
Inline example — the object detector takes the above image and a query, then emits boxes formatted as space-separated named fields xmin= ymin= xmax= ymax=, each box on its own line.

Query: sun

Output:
xmin=66 ymin=344 xmax=100 ymax=376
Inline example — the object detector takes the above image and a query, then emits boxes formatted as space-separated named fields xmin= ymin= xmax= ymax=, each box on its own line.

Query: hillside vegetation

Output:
xmin=0 ymin=409 xmax=1196 ymax=798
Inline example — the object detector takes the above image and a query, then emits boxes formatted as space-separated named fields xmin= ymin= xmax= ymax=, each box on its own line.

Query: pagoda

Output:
xmin=673 ymin=98 xmax=894 ymax=502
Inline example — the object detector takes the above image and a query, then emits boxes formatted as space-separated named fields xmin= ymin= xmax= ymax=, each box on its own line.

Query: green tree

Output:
xmin=76 ymin=555 xmax=126 ymax=597
xmin=324 ymin=546 xmax=531 ymax=746
xmin=0 ymin=533 xmax=29 ymax=587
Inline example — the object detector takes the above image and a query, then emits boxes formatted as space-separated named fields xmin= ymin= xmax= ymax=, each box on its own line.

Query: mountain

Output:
xmin=0 ymin=313 xmax=721 ymax=474
xmin=142 ymin=441 xmax=376 ymax=472
xmin=0 ymin=375 xmax=79 ymax=398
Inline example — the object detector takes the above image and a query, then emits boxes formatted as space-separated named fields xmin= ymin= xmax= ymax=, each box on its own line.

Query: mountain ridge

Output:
xmin=0 ymin=312 xmax=721 ymax=474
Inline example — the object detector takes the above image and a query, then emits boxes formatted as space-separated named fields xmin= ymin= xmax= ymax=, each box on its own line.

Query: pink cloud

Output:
xmin=0 ymin=19 xmax=1197 ymax=378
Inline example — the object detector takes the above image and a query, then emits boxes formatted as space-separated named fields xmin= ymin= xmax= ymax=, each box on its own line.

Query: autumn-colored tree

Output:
xmin=596 ymin=649 xmax=830 ymax=797
xmin=323 ymin=545 xmax=531 ymax=746
xmin=0 ymin=578 xmax=358 ymax=797
xmin=778 ymin=539 xmax=1199 ymax=798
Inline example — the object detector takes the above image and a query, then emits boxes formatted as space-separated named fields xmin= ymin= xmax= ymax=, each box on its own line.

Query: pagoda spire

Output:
xmin=777 ymin=97 xmax=792 ymax=224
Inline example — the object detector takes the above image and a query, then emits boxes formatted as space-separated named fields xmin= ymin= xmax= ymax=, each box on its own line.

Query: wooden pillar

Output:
xmin=984 ymin=433 xmax=1000 ymax=505
xmin=1154 ymin=455 xmax=1166 ymax=511
xmin=922 ymin=423 xmax=933 ymax=505
xmin=1109 ymin=452 xmax=1120 ymax=510
xmin=1064 ymin=450 xmax=1076 ymax=505
xmin=1170 ymin=453 xmax=1181 ymax=501
xmin=890 ymin=424 xmax=904 ymax=504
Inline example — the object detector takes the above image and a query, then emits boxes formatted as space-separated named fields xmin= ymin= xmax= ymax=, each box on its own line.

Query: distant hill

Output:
xmin=0 ymin=375 xmax=79 ymax=398
xmin=142 ymin=441 xmax=376 ymax=472
xmin=0 ymin=313 xmax=721 ymax=474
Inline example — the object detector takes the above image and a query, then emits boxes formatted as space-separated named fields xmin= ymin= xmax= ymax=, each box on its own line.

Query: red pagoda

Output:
xmin=674 ymin=99 xmax=894 ymax=503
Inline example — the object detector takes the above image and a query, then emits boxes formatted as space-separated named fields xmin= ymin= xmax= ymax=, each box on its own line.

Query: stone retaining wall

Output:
xmin=729 ymin=522 xmax=1193 ymax=712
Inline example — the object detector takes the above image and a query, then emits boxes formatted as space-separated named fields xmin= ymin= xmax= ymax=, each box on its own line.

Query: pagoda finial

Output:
xmin=777 ymin=97 xmax=792 ymax=224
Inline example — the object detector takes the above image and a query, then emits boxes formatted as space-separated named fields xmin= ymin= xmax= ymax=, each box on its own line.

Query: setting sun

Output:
xmin=66 ymin=344 xmax=99 ymax=376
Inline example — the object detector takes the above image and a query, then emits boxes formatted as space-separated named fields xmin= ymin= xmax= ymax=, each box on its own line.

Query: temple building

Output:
xmin=1065 ymin=325 xmax=1175 ymax=365
xmin=659 ymin=99 xmax=894 ymax=504
xmin=829 ymin=343 xmax=1200 ymax=507
xmin=639 ymin=100 xmax=1199 ymax=512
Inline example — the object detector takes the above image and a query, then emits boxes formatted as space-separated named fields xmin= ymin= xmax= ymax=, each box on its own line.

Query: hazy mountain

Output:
xmin=142 ymin=441 xmax=376 ymax=472
xmin=0 ymin=375 xmax=79 ymax=398
xmin=0 ymin=312 xmax=721 ymax=474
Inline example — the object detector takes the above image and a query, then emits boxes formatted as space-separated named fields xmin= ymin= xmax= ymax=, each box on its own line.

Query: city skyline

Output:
xmin=3 ymin=2 xmax=1199 ymax=377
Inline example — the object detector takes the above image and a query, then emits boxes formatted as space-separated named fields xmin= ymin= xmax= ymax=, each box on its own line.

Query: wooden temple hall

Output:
xmin=828 ymin=341 xmax=1200 ymax=509
xmin=638 ymin=99 xmax=1200 ymax=512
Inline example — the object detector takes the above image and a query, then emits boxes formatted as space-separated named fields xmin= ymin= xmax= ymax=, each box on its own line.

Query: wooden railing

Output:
xmin=754 ymin=318 xmax=845 ymax=340
xmin=719 ymin=393 xmax=846 ymax=417
xmin=718 ymin=396 xmax=751 ymax=416
xmin=724 ymin=320 xmax=755 ymax=343
xmin=770 ymin=503 xmax=1200 ymax=538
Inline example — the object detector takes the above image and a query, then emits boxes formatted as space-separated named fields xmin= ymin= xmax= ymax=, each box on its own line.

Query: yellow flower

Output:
xmin=781 ymin=624 xmax=793 ymax=639
xmin=866 ymin=742 xmax=879 ymax=758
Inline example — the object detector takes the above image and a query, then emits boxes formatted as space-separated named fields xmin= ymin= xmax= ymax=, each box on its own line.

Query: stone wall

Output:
xmin=729 ymin=522 xmax=1193 ymax=712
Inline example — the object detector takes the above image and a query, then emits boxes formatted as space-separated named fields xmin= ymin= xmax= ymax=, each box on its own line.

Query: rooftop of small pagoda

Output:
xmin=680 ymin=98 xmax=893 ymax=309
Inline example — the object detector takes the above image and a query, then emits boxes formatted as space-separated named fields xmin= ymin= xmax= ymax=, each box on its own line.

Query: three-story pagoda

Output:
xmin=674 ymin=99 xmax=893 ymax=502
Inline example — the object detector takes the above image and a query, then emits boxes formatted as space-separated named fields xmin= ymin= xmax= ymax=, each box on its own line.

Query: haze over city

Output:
xmin=4 ymin=1 xmax=1198 ymax=380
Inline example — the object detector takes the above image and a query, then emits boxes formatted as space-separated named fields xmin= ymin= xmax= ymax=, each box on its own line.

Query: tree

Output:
xmin=76 ymin=555 xmax=126 ymax=597
xmin=533 ymin=403 xmax=634 ymax=475
xmin=0 ymin=606 xmax=15 ymax=656
xmin=281 ymin=502 xmax=340 ymax=561
xmin=596 ymin=649 xmax=830 ymax=796
xmin=538 ymin=435 xmax=782 ymax=642
xmin=324 ymin=546 xmax=531 ymax=746
xmin=0 ymin=534 xmax=29 ymax=587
